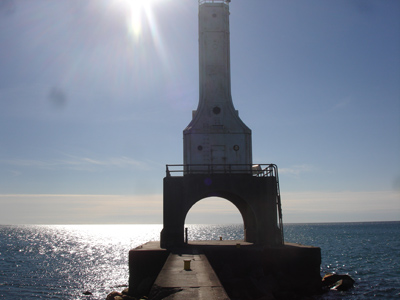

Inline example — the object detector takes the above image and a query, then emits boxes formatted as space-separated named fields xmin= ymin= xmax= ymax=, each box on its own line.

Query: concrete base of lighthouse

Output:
xmin=127 ymin=241 xmax=322 ymax=299
xmin=160 ymin=174 xmax=283 ymax=249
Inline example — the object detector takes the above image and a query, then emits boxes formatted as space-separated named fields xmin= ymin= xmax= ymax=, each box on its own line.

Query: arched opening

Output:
xmin=184 ymin=196 xmax=244 ymax=241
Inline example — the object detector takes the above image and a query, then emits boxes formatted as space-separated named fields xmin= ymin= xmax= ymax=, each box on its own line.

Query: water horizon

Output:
xmin=1 ymin=222 xmax=399 ymax=299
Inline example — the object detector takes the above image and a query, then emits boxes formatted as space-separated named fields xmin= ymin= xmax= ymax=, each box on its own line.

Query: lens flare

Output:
xmin=113 ymin=0 xmax=170 ymax=72
xmin=115 ymin=0 xmax=165 ymax=40
xmin=126 ymin=0 xmax=145 ymax=39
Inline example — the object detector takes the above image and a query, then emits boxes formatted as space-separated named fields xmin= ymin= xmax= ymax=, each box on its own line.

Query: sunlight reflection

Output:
xmin=54 ymin=224 xmax=162 ymax=247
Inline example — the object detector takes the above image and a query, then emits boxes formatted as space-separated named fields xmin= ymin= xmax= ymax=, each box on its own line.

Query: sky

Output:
xmin=0 ymin=0 xmax=399 ymax=225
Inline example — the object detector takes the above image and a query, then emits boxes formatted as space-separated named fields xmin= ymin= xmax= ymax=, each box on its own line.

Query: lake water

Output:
xmin=0 ymin=222 xmax=399 ymax=299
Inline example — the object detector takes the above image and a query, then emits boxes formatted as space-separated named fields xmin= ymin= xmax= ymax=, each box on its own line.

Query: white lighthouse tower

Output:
xmin=183 ymin=0 xmax=252 ymax=172
xmin=161 ymin=0 xmax=283 ymax=248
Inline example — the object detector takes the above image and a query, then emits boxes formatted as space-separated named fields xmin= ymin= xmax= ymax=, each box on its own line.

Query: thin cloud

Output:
xmin=0 ymin=155 xmax=149 ymax=171
xmin=10 ymin=170 xmax=21 ymax=177
xmin=1 ymin=190 xmax=398 ymax=225
xmin=0 ymin=194 xmax=163 ymax=224
xmin=279 ymin=164 xmax=315 ymax=176
xmin=331 ymin=96 xmax=352 ymax=112
xmin=281 ymin=190 xmax=400 ymax=222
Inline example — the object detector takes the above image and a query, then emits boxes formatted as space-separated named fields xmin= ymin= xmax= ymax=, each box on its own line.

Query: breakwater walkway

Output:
xmin=151 ymin=252 xmax=228 ymax=299
xmin=131 ymin=241 xmax=252 ymax=299
xmin=128 ymin=241 xmax=321 ymax=299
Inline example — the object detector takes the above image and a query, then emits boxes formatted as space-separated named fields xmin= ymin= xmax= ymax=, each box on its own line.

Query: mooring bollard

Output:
xmin=184 ymin=259 xmax=191 ymax=270
xmin=219 ymin=236 xmax=222 ymax=241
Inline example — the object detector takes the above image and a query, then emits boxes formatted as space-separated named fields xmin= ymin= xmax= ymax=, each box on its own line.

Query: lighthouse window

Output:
xmin=198 ymin=145 xmax=203 ymax=151
xmin=212 ymin=13 xmax=217 ymax=18
xmin=213 ymin=106 xmax=221 ymax=115
xmin=233 ymin=145 xmax=239 ymax=151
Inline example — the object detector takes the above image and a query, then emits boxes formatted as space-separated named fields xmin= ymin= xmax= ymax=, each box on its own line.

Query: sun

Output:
xmin=108 ymin=0 xmax=171 ymax=72
xmin=114 ymin=0 xmax=166 ymax=40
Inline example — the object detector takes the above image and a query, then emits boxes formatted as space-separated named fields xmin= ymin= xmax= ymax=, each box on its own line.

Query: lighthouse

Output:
xmin=127 ymin=4 xmax=323 ymax=298
xmin=184 ymin=0 xmax=252 ymax=171
xmin=160 ymin=0 xmax=283 ymax=248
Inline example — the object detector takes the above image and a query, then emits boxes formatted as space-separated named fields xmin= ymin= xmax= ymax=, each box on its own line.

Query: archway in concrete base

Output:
xmin=161 ymin=174 xmax=281 ymax=248
xmin=185 ymin=196 xmax=243 ymax=224
xmin=184 ymin=196 xmax=244 ymax=241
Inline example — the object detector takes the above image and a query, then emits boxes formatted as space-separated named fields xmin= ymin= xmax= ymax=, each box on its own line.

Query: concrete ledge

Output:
xmin=203 ymin=242 xmax=322 ymax=298
xmin=128 ymin=242 xmax=170 ymax=297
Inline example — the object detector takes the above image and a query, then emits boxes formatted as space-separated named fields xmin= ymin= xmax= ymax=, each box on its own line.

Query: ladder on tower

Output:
xmin=276 ymin=175 xmax=284 ymax=244
xmin=272 ymin=164 xmax=284 ymax=244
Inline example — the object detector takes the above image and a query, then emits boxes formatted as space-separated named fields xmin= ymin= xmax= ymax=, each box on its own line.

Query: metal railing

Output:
xmin=199 ymin=0 xmax=230 ymax=5
xmin=165 ymin=164 xmax=278 ymax=177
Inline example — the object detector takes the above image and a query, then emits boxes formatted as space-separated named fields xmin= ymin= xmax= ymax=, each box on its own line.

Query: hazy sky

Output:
xmin=0 ymin=0 xmax=399 ymax=225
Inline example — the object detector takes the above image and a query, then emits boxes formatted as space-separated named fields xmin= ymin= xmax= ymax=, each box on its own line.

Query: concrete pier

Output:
xmin=149 ymin=253 xmax=229 ymax=299
xmin=128 ymin=241 xmax=322 ymax=299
